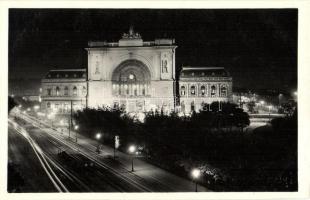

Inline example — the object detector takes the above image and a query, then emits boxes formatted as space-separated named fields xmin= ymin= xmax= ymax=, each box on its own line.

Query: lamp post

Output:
xmin=74 ymin=125 xmax=79 ymax=143
xmin=191 ymin=168 xmax=201 ymax=192
xmin=128 ymin=145 xmax=136 ymax=172
xmin=268 ymin=105 xmax=272 ymax=121
xmin=95 ymin=133 xmax=102 ymax=153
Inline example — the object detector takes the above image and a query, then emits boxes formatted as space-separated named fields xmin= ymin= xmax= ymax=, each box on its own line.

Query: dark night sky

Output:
xmin=9 ymin=9 xmax=297 ymax=91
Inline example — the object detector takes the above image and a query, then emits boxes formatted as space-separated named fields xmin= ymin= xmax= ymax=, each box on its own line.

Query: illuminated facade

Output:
xmin=41 ymin=69 xmax=87 ymax=113
xmin=41 ymin=27 xmax=232 ymax=114
xmin=86 ymin=27 xmax=176 ymax=113
xmin=178 ymin=67 xmax=233 ymax=113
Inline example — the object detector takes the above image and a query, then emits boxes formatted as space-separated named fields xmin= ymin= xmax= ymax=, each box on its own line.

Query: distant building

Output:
xmin=40 ymin=69 xmax=87 ymax=113
xmin=41 ymin=27 xmax=233 ymax=114
xmin=178 ymin=67 xmax=233 ymax=113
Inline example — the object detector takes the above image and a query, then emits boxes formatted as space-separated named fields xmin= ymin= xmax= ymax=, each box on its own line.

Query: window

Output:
xmin=201 ymin=85 xmax=206 ymax=96
xmin=134 ymin=85 xmax=137 ymax=96
xmin=181 ymin=101 xmax=185 ymax=112
xmin=47 ymin=102 xmax=51 ymax=108
xmin=211 ymin=85 xmax=216 ymax=97
xmin=73 ymin=86 xmax=77 ymax=96
xmin=180 ymin=86 xmax=186 ymax=96
xmin=221 ymin=86 xmax=227 ymax=97
xmin=190 ymin=85 xmax=196 ymax=96
xmin=191 ymin=101 xmax=195 ymax=112
xmin=82 ymin=86 xmax=87 ymax=96
xmin=64 ymin=86 xmax=69 ymax=96
xmin=56 ymin=87 xmax=60 ymax=96
xmin=47 ymin=88 xmax=52 ymax=96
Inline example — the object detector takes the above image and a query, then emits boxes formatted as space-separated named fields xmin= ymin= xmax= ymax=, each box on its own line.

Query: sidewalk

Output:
xmin=68 ymin=130 xmax=209 ymax=192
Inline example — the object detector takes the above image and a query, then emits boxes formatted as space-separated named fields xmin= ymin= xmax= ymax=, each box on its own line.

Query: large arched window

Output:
xmin=112 ymin=59 xmax=151 ymax=97
xmin=211 ymin=85 xmax=217 ymax=97
xmin=180 ymin=86 xmax=186 ymax=96
xmin=200 ymin=85 xmax=206 ymax=96
xmin=64 ymin=86 xmax=69 ymax=96
xmin=221 ymin=85 xmax=227 ymax=97
xmin=56 ymin=86 xmax=60 ymax=96
xmin=190 ymin=85 xmax=196 ymax=96
xmin=73 ymin=86 xmax=77 ymax=96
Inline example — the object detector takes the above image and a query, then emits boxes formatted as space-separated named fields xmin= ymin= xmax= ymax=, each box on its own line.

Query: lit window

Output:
xmin=56 ymin=86 xmax=60 ymax=96
xmin=190 ymin=85 xmax=196 ymax=96
xmin=180 ymin=86 xmax=186 ymax=96
xmin=211 ymin=85 xmax=216 ymax=97
xmin=74 ymin=74 xmax=77 ymax=78
xmin=201 ymin=85 xmax=206 ymax=96
xmin=73 ymin=86 xmax=77 ymax=96
xmin=65 ymin=74 xmax=68 ymax=78
xmin=221 ymin=86 xmax=227 ymax=97
xmin=191 ymin=72 xmax=195 ymax=76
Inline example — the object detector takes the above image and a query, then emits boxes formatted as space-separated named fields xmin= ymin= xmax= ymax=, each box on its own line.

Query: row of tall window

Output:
xmin=46 ymin=102 xmax=83 ymax=112
xmin=180 ymin=85 xmax=228 ymax=97
xmin=46 ymin=86 xmax=86 ymax=96
xmin=112 ymin=82 xmax=150 ymax=97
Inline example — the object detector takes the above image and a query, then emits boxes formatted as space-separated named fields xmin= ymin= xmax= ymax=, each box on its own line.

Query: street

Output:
xmin=8 ymin=112 xmax=209 ymax=192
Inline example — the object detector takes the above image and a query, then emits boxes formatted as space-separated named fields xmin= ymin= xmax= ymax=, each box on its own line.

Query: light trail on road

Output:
xmin=9 ymin=119 xmax=68 ymax=192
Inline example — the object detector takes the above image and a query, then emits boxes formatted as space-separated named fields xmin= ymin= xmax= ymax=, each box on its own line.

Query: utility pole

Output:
xmin=68 ymin=100 xmax=72 ymax=139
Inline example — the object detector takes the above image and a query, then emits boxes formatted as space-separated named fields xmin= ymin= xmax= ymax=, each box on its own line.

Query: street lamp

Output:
xmin=95 ymin=133 xmax=102 ymax=153
xmin=128 ymin=145 xmax=136 ymax=172
xmin=74 ymin=125 xmax=79 ymax=142
xmin=191 ymin=168 xmax=201 ymax=192
xmin=268 ymin=105 xmax=272 ymax=121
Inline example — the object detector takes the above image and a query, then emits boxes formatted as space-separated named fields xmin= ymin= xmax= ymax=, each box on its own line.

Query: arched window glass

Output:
xmin=221 ymin=86 xmax=227 ymax=97
xmin=201 ymin=85 xmax=206 ymax=96
xmin=180 ymin=86 xmax=186 ymax=96
xmin=73 ymin=86 xmax=77 ymax=96
xmin=190 ymin=85 xmax=196 ymax=96
xmin=56 ymin=86 xmax=60 ymax=96
xmin=64 ymin=86 xmax=69 ymax=96
xmin=211 ymin=85 xmax=216 ymax=97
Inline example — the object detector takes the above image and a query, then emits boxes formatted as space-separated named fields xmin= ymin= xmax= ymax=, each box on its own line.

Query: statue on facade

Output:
xmin=122 ymin=26 xmax=142 ymax=39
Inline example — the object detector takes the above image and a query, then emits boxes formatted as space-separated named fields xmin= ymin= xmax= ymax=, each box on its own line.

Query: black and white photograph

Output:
xmin=2 ymin=1 xmax=309 ymax=199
